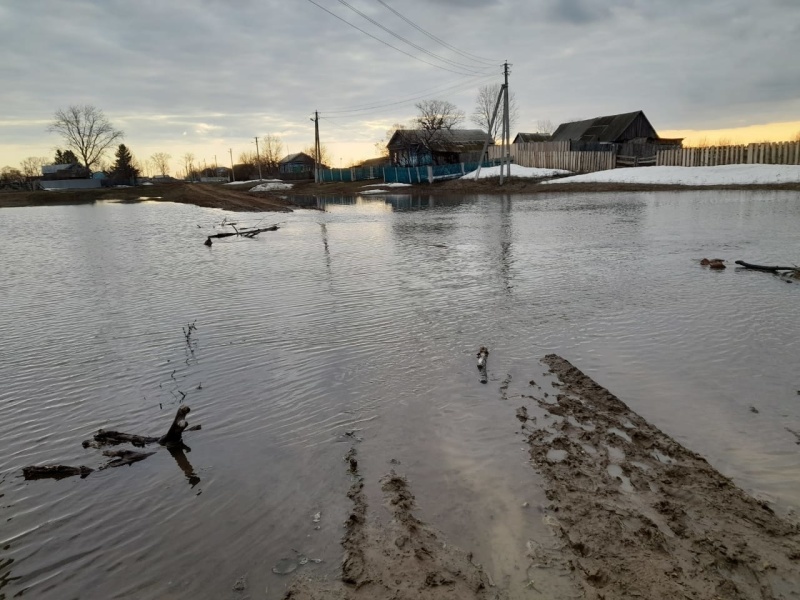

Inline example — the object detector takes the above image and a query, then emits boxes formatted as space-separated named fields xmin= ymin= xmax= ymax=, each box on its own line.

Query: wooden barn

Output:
xmin=551 ymin=111 xmax=682 ymax=154
xmin=387 ymin=129 xmax=492 ymax=167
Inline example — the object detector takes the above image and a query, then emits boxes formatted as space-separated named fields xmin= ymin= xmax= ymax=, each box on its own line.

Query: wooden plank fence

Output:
xmin=657 ymin=141 xmax=800 ymax=167
xmin=490 ymin=143 xmax=614 ymax=173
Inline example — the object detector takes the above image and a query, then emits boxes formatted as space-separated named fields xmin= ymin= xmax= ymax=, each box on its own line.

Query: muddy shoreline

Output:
xmin=282 ymin=355 xmax=800 ymax=600
xmin=2 ymin=179 xmax=799 ymax=212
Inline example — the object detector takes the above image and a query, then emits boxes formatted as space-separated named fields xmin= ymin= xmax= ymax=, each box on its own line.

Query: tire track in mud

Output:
xmin=284 ymin=445 xmax=502 ymax=600
xmin=519 ymin=354 xmax=800 ymax=600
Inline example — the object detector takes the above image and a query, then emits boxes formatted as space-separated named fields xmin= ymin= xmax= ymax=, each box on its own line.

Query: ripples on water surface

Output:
xmin=0 ymin=191 xmax=798 ymax=598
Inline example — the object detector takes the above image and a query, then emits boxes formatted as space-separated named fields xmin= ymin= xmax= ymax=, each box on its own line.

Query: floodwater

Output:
xmin=1 ymin=190 xmax=798 ymax=599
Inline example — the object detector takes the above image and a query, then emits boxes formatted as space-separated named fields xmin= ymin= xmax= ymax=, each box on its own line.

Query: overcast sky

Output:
xmin=1 ymin=0 xmax=798 ymax=173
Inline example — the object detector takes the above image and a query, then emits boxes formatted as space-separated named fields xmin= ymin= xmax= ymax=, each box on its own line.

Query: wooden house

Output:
xmin=387 ymin=129 xmax=492 ymax=167
xmin=513 ymin=132 xmax=551 ymax=143
xmin=279 ymin=152 xmax=318 ymax=176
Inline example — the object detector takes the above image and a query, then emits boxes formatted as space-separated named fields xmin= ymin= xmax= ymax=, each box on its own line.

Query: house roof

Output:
xmin=279 ymin=152 xmax=314 ymax=164
xmin=388 ymin=129 xmax=492 ymax=150
xmin=513 ymin=133 xmax=552 ymax=143
xmin=42 ymin=163 xmax=82 ymax=174
xmin=551 ymin=111 xmax=653 ymax=143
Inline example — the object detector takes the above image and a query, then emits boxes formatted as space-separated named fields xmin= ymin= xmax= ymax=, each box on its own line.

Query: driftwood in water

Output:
xmin=23 ymin=465 xmax=93 ymax=481
xmin=204 ymin=224 xmax=280 ymax=246
xmin=100 ymin=449 xmax=156 ymax=468
xmin=83 ymin=430 xmax=157 ymax=448
xmin=734 ymin=260 xmax=798 ymax=273
xmin=82 ymin=406 xmax=199 ymax=449
xmin=24 ymin=406 xmax=201 ymax=481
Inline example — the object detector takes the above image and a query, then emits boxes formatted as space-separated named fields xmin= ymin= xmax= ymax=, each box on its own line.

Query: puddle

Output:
xmin=605 ymin=444 xmax=626 ymax=464
xmin=608 ymin=427 xmax=632 ymax=443
xmin=546 ymin=449 xmax=568 ymax=463
xmin=607 ymin=464 xmax=634 ymax=492
xmin=651 ymin=449 xmax=676 ymax=464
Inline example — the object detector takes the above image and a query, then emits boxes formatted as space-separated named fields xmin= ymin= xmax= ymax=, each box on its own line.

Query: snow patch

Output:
xmin=226 ymin=179 xmax=283 ymax=186
xmin=542 ymin=164 xmax=800 ymax=186
xmin=250 ymin=182 xmax=293 ymax=192
xmin=362 ymin=182 xmax=411 ymax=188
xmin=461 ymin=164 xmax=572 ymax=179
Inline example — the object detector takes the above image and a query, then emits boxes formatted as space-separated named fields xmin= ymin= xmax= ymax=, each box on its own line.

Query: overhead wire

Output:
xmin=320 ymin=72 xmax=499 ymax=119
xmin=334 ymin=0 xmax=490 ymax=73
xmin=375 ymin=0 xmax=499 ymax=65
xmin=304 ymin=0 xmax=489 ymax=76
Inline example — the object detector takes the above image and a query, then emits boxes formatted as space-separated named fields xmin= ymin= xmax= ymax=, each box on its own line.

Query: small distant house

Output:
xmin=279 ymin=152 xmax=318 ymax=176
xmin=513 ymin=132 xmax=551 ymax=143
xmin=356 ymin=156 xmax=390 ymax=169
xmin=387 ymin=129 xmax=492 ymax=167
xmin=41 ymin=163 xmax=90 ymax=180
xmin=550 ymin=111 xmax=682 ymax=148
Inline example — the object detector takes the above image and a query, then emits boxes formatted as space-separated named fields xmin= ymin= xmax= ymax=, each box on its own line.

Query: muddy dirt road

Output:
xmin=282 ymin=355 xmax=800 ymax=600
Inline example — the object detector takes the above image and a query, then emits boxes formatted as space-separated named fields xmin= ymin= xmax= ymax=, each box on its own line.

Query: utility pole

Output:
xmin=254 ymin=136 xmax=263 ymax=181
xmin=500 ymin=61 xmax=511 ymax=185
xmin=229 ymin=148 xmax=235 ymax=182
xmin=310 ymin=111 xmax=320 ymax=183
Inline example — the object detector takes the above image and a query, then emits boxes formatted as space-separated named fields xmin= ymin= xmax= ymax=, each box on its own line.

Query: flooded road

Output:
xmin=1 ymin=191 xmax=798 ymax=599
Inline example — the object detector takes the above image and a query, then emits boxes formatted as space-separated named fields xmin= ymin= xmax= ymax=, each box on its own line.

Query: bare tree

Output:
xmin=413 ymin=99 xmax=465 ymax=150
xmin=303 ymin=144 xmax=332 ymax=168
xmin=471 ymin=84 xmax=517 ymax=140
xmin=415 ymin=99 xmax=464 ymax=133
xmin=535 ymin=119 xmax=556 ymax=135
xmin=182 ymin=153 xmax=195 ymax=181
xmin=794 ymin=131 xmax=800 ymax=142
xmin=48 ymin=105 xmax=124 ymax=170
xmin=375 ymin=123 xmax=405 ymax=157
xmin=20 ymin=156 xmax=49 ymax=179
xmin=261 ymin=134 xmax=284 ymax=171
xmin=150 ymin=152 xmax=172 ymax=176
xmin=716 ymin=137 xmax=732 ymax=147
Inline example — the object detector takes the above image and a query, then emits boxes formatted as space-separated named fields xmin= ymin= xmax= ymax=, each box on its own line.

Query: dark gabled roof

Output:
xmin=387 ymin=129 xmax=492 ymax=150
xmin=513 ymin=133 xmax=551 ymax=143
xmin=551 ymin=111 xmax=654 ymax=143
xmin=42 ymin=163 xmax=83 ymax=174
xmin=279 ymin=152 xmax=314 ymax=164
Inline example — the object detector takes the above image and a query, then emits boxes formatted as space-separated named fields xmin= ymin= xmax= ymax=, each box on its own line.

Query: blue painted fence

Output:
xmin=319 ymin=160 xmax=498 ymax=185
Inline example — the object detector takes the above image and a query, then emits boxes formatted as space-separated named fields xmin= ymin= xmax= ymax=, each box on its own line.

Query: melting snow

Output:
xmin=542 ymin=164 xmax=800 ymax=186
xmin=462 ymin=164 xmax=572 ymax=179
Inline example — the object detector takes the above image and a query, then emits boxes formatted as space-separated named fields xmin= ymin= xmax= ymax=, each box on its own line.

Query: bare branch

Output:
xmin=48 ymin=105 xmax=124 ymax=170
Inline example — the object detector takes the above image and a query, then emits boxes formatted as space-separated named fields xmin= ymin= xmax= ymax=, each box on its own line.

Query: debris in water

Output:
xmin=272 ymin=558 xmax=298 ymax=575
xmin=312 ymin=512 xmax=321 ymax=523
xmin=476 ymin=346 xmax=489 ymax=384
xmin=232 ymin=575 xmax=246 ymax=592
xmin=700 ymin=257 xmax=726 ymax=269
xmin=22 ymin=465 xmax=94 ymax=481
xmin=750 ymin=406 xmax=759 ymax=414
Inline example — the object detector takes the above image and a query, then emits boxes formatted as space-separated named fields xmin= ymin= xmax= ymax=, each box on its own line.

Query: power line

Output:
xmin=375 ymin=0 xmax=498 ymax=65
xmin=321 ymin=72 xmax=499 ymax=118
xmin=303 ymin=0 xmax=489 ymax=76
xmin=335 ymin=0 xmax=488 ymax=73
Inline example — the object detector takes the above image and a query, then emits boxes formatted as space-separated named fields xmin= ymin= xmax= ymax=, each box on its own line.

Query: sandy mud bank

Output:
xmin=520 ymin=354 xmax=800 ymax=599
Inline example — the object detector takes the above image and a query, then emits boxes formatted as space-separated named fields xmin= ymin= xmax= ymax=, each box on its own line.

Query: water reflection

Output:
xmin=0 ymin=191 xmax=798 ymax=599
xmin=167 ymin=445 xmax=201 ymax=487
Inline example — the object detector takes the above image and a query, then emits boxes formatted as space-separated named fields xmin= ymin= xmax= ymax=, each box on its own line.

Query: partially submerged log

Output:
xmin=25 ymin=406 xmax=201 ymax=481
xmin=734 ymin=260 xmax=798 ymax=273
xmin=82 ymin=406 xmax=199 ymax=449
xmin=23 ymin=465 xmax=93 ymax=481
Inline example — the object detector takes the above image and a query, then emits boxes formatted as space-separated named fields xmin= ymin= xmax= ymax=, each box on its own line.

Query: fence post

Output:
xmin=460 ymin=163 xmax=465 ymax=175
